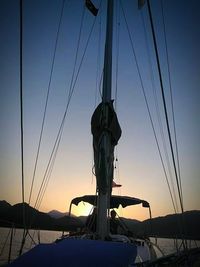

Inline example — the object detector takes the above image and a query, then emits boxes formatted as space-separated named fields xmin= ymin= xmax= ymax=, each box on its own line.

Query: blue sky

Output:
xmin=0 ymin=0 xmax=199 ymax=220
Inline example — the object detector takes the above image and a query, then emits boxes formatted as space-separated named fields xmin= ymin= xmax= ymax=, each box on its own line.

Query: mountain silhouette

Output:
xmin=0 ymin=201 xmax=83 ymax=231
xmin=48 ymin=210 xmax=75 ymax=219
xmin=0 ymin=200 xmax=199 ymax=239
xmin=138 ymin=210 xmax=200 ymax=240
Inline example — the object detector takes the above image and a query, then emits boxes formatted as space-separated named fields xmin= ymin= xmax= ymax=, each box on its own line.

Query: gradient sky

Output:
xmin=0 ymin=0 xmax=199 ymax=221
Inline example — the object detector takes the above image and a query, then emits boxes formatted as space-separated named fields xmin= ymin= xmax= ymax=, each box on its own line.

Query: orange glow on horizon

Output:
xmin=69 ymin=202 xmax=151 ymax=221
xmin=72 ymin=202 xmax=94 ymax=217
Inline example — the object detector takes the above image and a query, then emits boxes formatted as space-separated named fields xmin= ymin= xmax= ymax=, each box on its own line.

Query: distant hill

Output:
xmin=0 ymin=201 xmax=83 ymax=231
xmin=0 ymin=201 xmax=199 ymax=239
xmin=48 ymin=210 xmax=70 ymax=219
xmin=137 ymin=210 xmax=200 ymax=240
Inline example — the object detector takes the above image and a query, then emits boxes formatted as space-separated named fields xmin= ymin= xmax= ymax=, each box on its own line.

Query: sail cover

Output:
xmin=9 ymin=238 xmax=137 ymax=267
xmin=91 ymin=101 xmax=121 ymax=193
xmin=70 ymin=195 xmax=150 ymax=210
xmin=91 ymin=101 xmax=121 ymax=147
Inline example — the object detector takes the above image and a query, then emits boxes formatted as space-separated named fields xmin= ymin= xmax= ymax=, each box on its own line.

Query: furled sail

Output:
xmin=91 ymin=100 xmax=121 ymax=194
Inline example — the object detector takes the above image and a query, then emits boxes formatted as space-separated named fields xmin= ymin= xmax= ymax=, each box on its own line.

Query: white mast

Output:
xmin=96 ymin=0 xmax=114 ymax=240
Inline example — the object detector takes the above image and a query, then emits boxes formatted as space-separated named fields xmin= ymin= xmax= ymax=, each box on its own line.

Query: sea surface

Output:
xmin=0 ymin=227 xmax=199 ymax=266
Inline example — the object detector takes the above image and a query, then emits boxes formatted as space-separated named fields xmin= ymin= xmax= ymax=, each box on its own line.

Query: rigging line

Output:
xmin=98 ymin=70 xmax=103 ymax=99
xmin=114 ymin=1 xmax=121 ymax=192
xmin=95 ymin=6 xmax=102 ymax=107
xmin=27 ymin=231 xmax=37 ymax=246
xmin=32 ymin=103 xmax=64 ymax=210
xmin=96 ymin=0 xmax=107 ymax=101
xmin=141 ymin=10 xmax=178 ymax=212
xmin=40 ymin=1 xmax=100 ymax=192
xmin=120 ymin=0 xmax=177 ymax=213
xmin=37 ymin=157 xmax=56 ymax=210
xmin=69 ymin=5 xmax=100 ymax=101
xmin=20 ymin=0 xmax=26 ymax=227
xmin=160 ymin=0 xmax=183 ymax=204
xmin=67 ymin=4 xmax=86 ymax=104
xmin=19 ymin=1 xmax=26 ymax=257
xmin=33 ymin=3 xmax=86 ymax=211
xmin=64 ymin=0 xmax=100 ymax=109
xmin=7 ymin=225 xmax=14 ymax=264
xmin=114 ymin=0 xmax=120 ymax=111
xmin=25 ymin=133 xmax=61 ymax=233
xmin=93 ymin=10 xmax=102 ymax=184
xmin=28 ymin=230 xmax=36 ymax=250
xmin=28 ymin=0 xmax=67 ymax=206
xmin=71 ymin=0 xmax=103 ymax=103
xmin=37 ymin=133 xmax=61 ymax=209
xmin=160 ymin=2 xmax=187 ymax=249
xmin=0 ymin=228 xmax=11 ymax=256
xmin=20 ymin=0 xmax=70 ymax=253
xmin=114 ymin=147 xmax=121 ymax=196
xmin=91 ymin=0 xmax=103 ymax=105
xmin=147 ymin=0 xmax=184 ymax=214
xmin=34 ymin=2 xmax=99 ymax=211
xmin=33 ymin=121 xmax=63 ymax=210
xmin=26 ymin=128 xmax=62 ymax=230
xmin=18 ymin=1 xmax=68 ymax=253
xmin=36 ymin=4 xmax=101 ymax=217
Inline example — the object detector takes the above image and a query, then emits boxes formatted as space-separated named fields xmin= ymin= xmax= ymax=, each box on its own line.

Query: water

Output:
xmin=149 ymin=237 xmax=200 ymax=257
xmin=0 ymin=227 xmax=62 ymax=266
xmin=0 ymin=227 xmax=199 ymax=266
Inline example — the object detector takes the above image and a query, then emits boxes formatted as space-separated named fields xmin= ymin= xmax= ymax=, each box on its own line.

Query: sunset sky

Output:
xmin=0 ymin=0 xmax=199 ymax=221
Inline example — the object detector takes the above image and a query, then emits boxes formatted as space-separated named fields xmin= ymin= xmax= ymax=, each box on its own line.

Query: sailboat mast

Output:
xmin=102 ymin=0 xmax=113 ymax=102
xmin=96 ymin=0 xmax=114 ymax=240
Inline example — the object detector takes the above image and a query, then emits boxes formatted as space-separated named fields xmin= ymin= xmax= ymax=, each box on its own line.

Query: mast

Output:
xmin=91 ymin=0 xmax=121 ymax=240
xmin=96 ymin=0 xmax=114 ymax=239
xmin=102 ymin=0 xmax=113 ymax=102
